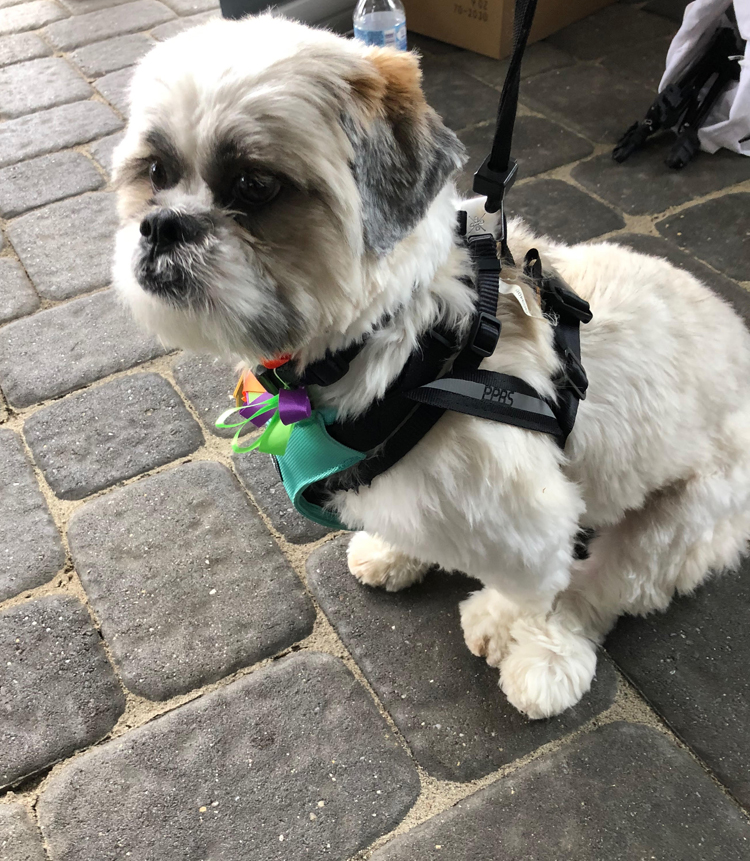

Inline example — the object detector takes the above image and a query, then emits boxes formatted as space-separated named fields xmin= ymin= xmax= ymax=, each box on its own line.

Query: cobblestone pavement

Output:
xmin=1 ymin=0 xmax=749 ymax=858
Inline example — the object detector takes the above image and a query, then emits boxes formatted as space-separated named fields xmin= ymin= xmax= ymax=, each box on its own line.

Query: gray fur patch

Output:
xmin=343 ymin=108 xmax=465 ymax=255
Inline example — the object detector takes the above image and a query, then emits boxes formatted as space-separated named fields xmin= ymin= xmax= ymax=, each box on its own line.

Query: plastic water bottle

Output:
xmin=353 ymin=0 xmax=407 ymax=51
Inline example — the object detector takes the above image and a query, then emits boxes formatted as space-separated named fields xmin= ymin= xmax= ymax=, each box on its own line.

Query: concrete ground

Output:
xmin=1 ymin=0 xmax=750 ymax=858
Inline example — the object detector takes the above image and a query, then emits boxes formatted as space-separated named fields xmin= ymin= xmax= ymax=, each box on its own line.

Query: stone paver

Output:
xmin=656 ymin=193 xmax=750 ymax=283
xmin=0 ymin=1 xmax=66 ymax=37
xmin=421 ymin=60 xmax=505 ymax=132
xmin=0 ymin=31 xmax=50 ymax=67
xmin=0 ymin=258 xmax=39 ymax=324
xmin=234 ymin=450 xmax=332 ymax=545
xmin=0 ymin=151 xmax=103 ymax=218
xmin=458 ymin=115 xmax=592 ymax=195
xmin=523 ymin=63 xmax=653 ymax=143
xmin=171 ymin=352 xmax=246 ymax=437
xmin=38 ymin=653 xmax=420 ymax=861
xmin=7 ymin=192 xmax=117 ymax=299
xmin=45 ymin=0 xmax=175 ymax=51
xmin=0 ymin=57 xmax=91 ymax=119
xmin=0 ymin=289 xmax=166 ymax=408
xmin=451 ymin=41 xmax=573 ymax=90
xmin=150 ymin=8 xmax=217 ymax=40
xmin=0 ymin=428 xmax=64 ymax=602
xmin=93 ymin=65 xmax=133 ymax=115
xmin=644 ymin=0 xmax=690 ymax=23
xmin=88 ymin=131 xmax=123 ymax=172
xmin=572 ymin=148 xmax=750 ymax=216
xmin=546 ymin=4 xmax=676 ymax=61
xmin=512 ymin=178 xmax=625 ymax=244
xmin=24 ymin=373 xmax=203 ymax=500
xmin=67 ymin=462 xmax=316 ymax=700
xmin=601 ymin=35 xmax=673 ymax=90
xmin=0 ymin=595 xmax=125 ymax=788
xmin=610 ymin=233 xmax=750 ymax=325
xmin=59 ymin=0 xmax=138 ymax=13
xmin=0 ymin=100 xmax=122 ymax=168
xmin=307 ymin=538 xmax=617 ymax=781
xmin=0 ymin=804 xmax=46 ymax=861
xmin=371 ymin=723 xmax=750 ymax=860
xmin=607 ymin=559 xmax=750 ymax=808
xmin=70 ymin=32 xmax=153 ymax=76
xmin=160 ymin=0 xmax=217 ymax=14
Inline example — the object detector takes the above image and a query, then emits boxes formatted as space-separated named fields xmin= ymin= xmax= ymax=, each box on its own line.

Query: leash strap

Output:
xmin=473 ymin=0 xmax=538 ymax=225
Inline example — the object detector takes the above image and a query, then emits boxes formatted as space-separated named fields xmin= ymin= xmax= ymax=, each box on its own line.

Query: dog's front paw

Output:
xmin=459 ymin=588 xmax=520 ymax=667
xmin=499 ymin=617 xmax=597 ymax=719
xmin=347 ymin=532 xmax=429 ymax=592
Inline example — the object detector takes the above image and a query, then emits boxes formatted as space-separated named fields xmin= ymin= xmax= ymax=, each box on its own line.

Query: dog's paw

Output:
xmin=499 ymin=617 xmax=597 ymax=719
xmin=347 ymin=532 xmax=428 ymax=592
xmin=459 ymin=588 xmax=520 ymax=667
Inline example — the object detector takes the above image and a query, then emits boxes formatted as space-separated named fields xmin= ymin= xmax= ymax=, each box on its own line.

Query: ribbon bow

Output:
xmin=216 ymin=370 xmax=311 ymax=455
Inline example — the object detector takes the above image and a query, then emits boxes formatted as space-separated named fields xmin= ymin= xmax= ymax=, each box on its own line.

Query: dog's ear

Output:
xmin=344 ymin=48 xmax=465 ymax=255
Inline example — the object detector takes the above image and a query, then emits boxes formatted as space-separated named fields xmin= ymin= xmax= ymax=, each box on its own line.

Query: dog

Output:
xmin=112 ymin=15 xmax=750 ymax=719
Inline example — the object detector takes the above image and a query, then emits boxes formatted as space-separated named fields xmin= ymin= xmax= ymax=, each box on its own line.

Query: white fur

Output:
xmin=113 ymin=16 xmax=750 ymax=719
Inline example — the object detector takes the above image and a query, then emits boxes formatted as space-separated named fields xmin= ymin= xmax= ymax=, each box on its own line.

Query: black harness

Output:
xmin=257 ymin=0 xmax=592 ymax=499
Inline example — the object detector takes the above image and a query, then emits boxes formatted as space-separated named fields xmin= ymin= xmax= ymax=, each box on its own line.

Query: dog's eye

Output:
xmin=233 ymin=172 xmax=281 ymax=207
xmin=149 ymin=160 xmax=169 ymax=191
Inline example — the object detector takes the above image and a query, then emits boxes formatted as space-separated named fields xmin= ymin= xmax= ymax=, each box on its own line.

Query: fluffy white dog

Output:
xmin=112 ymin=15 xmax=750 ymax=719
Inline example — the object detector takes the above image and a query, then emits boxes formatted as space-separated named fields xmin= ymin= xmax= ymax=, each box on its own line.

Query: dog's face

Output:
xmin=112 ymin=16 xmax=464 ymax=363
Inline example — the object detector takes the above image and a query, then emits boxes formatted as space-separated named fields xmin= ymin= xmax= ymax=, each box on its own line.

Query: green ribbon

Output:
xmin=216 ymin=394 xmax=293 ymax=455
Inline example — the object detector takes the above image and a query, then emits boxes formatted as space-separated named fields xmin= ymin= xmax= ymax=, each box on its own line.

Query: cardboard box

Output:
xmin=403 ymin=0 xmax=615 ymax=59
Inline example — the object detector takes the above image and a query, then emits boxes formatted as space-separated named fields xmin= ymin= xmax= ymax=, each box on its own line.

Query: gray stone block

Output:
xmin=24 ymin=372 xmax=203 ymax=500
xmin=607 ymin=557 xmax=750 ymax=807
xmin=150 ymin=8 xmax=217 ymax=40
xmin=656 ymin=193 xmax=750 ymax=283
xmin=421 ymin=59 xmax=506 ymax=132
xmin=0 ymin=151 xmax=103 ymax=218
xmin=0 ymin=804 xmax=46 ymax=861
xmin=371 ymin=723 xmax=750 ymax=860
xmin=0 ymin=57 xmax=91 ymax=119
xmin=0 ymin=100 xmax=123 ymax=168
xmin=601 ymin=35 xmax=674 ymax=90
xmin=71 ymin=32 xmax=153 ymax=76
xmin=609 ymin=233 xmax=750 ymax=326
xmin=0 ymin=289 xmax=166 ymax=408
xmin=546 ymin=5 xmax=676 ymax=61
xmin=234 ymin=450 xmax=333 ymax=545
xmin=67 ymin=462 xmax=316 ymax=699
xmin=38 ymin=653 xmax=420 ymax=860
xmin=59 ymin=0 xmax=138 ymax=13
xmin=458 ymin=115 xmax=592 ymax=196
xmin=88 ymin=131 xmax=123 ymax=172
xmin=160 ymin=0 xmax=217 ymax=14
xmin=7 ymin=192 xmax=117 ymax=299
xmin=171 ymin=352 xmax=245 ymax=437
xmin=0 ymin=31 xmax=51 ymax=67
xmin=93 ymin=65 xmax=133 ymax=115
xmin=0 ymin=1 xmax=66 ymax=37
xmin=572 ymin=149 xmax=750 ymax=217
xmin=512 ymin=178 xmax=625 ymax=245
xmin=0 ymin=258 xmax=39 ymax=324
xmin=45 ymin=0 xmax=175 ymax=50
xmin=0 ymin=428 xmax=64 ymax=602
xmin=644 ymin=0 xmax=690 ymax=23
xmin=307 ymin=538 xmax=617 ymax=781
xmin=451 ymin=41 xmax=573 ymax=90
xmin=0 ymin=595 xmax=125 ymax=788
xmin=523 ymin=63 xmax=653 ymax=143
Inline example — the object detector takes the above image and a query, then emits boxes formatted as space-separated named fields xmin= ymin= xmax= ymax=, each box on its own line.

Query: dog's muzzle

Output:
xmin=136 ymin=209 xmax=210 ymax=301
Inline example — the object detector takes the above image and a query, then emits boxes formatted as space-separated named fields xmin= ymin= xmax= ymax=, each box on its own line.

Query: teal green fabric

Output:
xmin=276 ymin=409 xmax=366 ymax=531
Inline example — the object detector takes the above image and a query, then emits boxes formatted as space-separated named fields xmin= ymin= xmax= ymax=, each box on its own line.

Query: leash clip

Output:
xmin=473 ymin=156 xmax=518 ymax=214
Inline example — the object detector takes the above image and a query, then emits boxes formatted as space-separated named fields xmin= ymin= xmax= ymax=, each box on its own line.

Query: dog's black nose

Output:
xmin=139 ymin=210 xmax=204 ymax=255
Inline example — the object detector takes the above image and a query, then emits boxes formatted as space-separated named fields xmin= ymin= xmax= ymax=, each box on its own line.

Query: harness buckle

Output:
xmin=558 ymin=348 xmax=589 ymax=400
xmin=468 ymin=311 xmax=502 ymax=358
xmin=473 ymin=155 xmax=518 ymax=214
xmin=542 ymin=276 xmax=593 ymax=325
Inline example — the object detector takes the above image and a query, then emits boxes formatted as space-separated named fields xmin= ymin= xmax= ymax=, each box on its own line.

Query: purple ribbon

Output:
xmin=278 ymin=387 xmax=312 ymax=425
xmin=239 ymin=392 xmax=274 ymax=427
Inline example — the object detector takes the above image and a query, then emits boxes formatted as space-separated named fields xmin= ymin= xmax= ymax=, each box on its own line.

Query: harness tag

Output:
xmin=499 ymin=281 xmax=534 ymax=317
xmin=461 ymin=196 xmax=493 ymax=237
